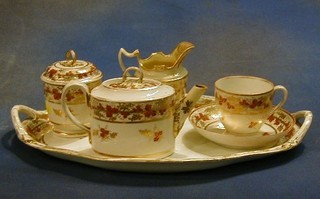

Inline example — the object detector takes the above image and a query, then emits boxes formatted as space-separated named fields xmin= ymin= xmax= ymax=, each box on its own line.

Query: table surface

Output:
xmin=1 ymin=1 xmax=319 ymax=198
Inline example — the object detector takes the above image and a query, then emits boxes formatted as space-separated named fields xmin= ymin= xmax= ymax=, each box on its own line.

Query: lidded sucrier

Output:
xmin=41 ymin=50 xmax=103 ymax=137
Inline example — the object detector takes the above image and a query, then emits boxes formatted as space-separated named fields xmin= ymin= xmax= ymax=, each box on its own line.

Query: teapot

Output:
xmin=61 ymin=67 xmax=207 ymax=158
xmin=40 ymin=50 xmax=102 ymax=137
xmin=118 ymin=41 xmax=195 ymax=102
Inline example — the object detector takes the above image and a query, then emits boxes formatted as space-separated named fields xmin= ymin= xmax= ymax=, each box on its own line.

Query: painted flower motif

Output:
xmin=226 ymin=102 xmax=235 ymax=109
xmin=140 ymin=128 xmax=163 ymax=142
xmin=217 ymin=95 xmax=227 ymax=105
xmin=52 ymin=88 xmax=62 ymax=100
xmin=182 ymin=100 xmax=193 ymax=114
xmin=96 ymin=127 xmax=118 ymax=141
xmin=153 ymin=131 xmax=163 ymax=142
xmin=48 ymin=69 xmax=58 ymax=78
xmin=133 ymin=105 xmax=143 ymax=113
xmin=248 ymin=121 xmax=259 ymax=128
xmin=65 ymin=91 xmax=75 ymax=101
xmin=195 ymin=113 xmax=209 ymax=122
xmin=106 ymin=105 xmax=119 ymax=117
xmin=144 ymin=104 xmax=156 ymax=118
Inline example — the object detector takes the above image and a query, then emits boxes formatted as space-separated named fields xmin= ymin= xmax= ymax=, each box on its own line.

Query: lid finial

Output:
xmin=65 ymin=50 xmax=77 ymax=66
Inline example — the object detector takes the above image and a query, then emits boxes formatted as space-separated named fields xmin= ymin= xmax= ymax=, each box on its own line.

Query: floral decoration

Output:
xmin=92 ymin=126 xmax=118 ymax=142
xmin=43 ymin=80 xmax=100 ymax=103
xmin=139 ymin=128 xmax=163 ymax=142
xmin=215 ymin=92 xmax=272 ymax=114
xmin=43 ymin=64 xmax=100 ymax=82
xmin=91 ymin=97 xmax=173 ymax=122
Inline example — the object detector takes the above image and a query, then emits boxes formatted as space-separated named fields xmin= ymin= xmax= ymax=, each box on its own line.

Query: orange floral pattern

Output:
xmin=43 ymin=64 xmax=99 ymax=81
xmin=91 ymin=97 xmax=174 ymax=122
xmin=215 ymin=92 xmax=272 ymax=114
xmin=43 ymin=81 xmax=100 ymax=103
xmin=139 ymin=129 xmax=164 ymax=142
xmin=92 ymin=126 xmax=118 ymax=141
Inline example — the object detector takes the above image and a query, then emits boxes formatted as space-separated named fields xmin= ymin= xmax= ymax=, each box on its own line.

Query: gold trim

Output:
xmin=159 ymin=73 xmax=188 ymax=83
xmin=49 ymin=120 xmax=90 ymax=126
xmin=91 ymin=94 xmax=174 ymax=103
xmin=11 ymin=96 xmax=311 ymax=168
xmin=45 ymin=99 xmax=86 ymax=105
xmin=92 ymin=148 xmax=174 ymax=159
xmin=92 ymin=115 xmax=173 ymax=123
xmin=218 ymin=108 xmax=272 ymax=115
xmin=50 ymin=128 xmax=88 ymax=138
xmin=41 ymin=74 xmax=103 ymax=86
xmin=215 ymin=76 xmax=275 ymax=96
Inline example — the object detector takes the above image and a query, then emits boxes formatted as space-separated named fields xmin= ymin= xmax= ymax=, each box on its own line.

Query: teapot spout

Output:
xmin=171 ymin=41 xmax=195 ymax=69
xmin=174 ymin=84 xmax=207 ymax=137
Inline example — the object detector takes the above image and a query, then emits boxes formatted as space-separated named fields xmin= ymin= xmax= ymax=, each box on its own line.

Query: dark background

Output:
xmin=1 ymin=1 xmax=319 ymax=198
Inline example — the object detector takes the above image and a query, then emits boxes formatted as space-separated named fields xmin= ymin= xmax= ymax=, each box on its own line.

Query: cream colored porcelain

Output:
xmin=215 ymin=76 xmax=288 ymax=135
xmin=118 ymin=41 xmax=195 ymax=102
xmin=10 ymin=100 xmax=312 ymax=172
xmin=61 ymin=67 xmax=207 ymax=158
xmin=189 ymin=104 xmax=295 ymax=149
xmin=40 ymin=50 xmax=102 ymax=137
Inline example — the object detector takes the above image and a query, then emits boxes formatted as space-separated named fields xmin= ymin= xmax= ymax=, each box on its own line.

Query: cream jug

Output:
xmin=118 ymin=41 xmax=195 ymax=102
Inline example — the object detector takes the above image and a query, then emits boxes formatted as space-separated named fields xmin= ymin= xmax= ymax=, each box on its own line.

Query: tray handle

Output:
xmin=11 ymin=105 xmax=48 ymax=141
xmin=289 ymin=110 xmax=313 ymax=145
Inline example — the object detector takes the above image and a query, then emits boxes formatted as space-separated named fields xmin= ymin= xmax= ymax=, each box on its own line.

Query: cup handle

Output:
xmin=270 ymin=85 xmax=288 ymax=115
xmin=61 ymin=82 xmax=90 ymax=133
xmin=118 ymin=48 xmax=140 ymax=72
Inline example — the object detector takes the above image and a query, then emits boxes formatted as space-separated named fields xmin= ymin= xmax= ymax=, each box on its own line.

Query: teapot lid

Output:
xmin=92 ymin=67 xmax=175 ymax=102
xmin=41 ymin=50 xmax=103 ymax=85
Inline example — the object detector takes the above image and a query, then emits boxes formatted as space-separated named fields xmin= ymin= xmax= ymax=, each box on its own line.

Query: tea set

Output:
xmin=11 ymin=41 xmax=306 ymax=159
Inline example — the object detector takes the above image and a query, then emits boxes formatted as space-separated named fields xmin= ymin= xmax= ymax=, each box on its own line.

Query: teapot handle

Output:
xmin=61 ymin=82 xmax=91 ymax=134
xmin=118 ymin=48 xmax=140 ymax=72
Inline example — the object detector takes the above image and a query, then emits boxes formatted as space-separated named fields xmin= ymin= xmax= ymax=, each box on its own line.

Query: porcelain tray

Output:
xmin=11 ymin=96 xmax=313 ymax=173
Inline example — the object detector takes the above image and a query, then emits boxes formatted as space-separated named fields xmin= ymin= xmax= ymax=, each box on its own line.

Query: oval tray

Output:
xmin=11 ymin=96 xmax=313 ymax=173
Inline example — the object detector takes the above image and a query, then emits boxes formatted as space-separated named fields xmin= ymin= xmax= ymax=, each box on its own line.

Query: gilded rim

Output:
xmin=11 ymin=97 xmax=311 ymax=165
xmin=215 ymin=76 xmax=275 ymax=96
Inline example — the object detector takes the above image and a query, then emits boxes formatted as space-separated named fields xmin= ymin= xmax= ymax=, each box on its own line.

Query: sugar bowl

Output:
xmin=41 ymin=50 xmax=103 ymax=137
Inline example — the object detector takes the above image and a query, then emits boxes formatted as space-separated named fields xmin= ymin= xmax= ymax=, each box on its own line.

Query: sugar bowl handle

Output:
xmin=61 ymin=82 xmax=90 ymax=133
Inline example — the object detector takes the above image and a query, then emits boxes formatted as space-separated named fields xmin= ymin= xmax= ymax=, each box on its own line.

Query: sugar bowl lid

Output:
xmin=41 ymin=50 xmax=103 ymax=85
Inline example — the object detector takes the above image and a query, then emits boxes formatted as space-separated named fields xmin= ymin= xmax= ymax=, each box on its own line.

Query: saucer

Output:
xmin=11 ymin=96 xmax=312 ymax=172
xmin=189 ymin=104 xmax=296 ymax=149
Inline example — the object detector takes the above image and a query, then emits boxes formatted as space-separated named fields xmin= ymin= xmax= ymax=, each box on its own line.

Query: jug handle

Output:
xmin=61 ymin=81 xmax=91 ymax=138
xmin=118 ymin=48 xmax=140 ymax=72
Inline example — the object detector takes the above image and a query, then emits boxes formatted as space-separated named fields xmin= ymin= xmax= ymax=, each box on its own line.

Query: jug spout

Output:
xmin=174 ymin=84 xmax=207 ymax=137
xmin=138 ymin=41 xmax=195 ymax=71
xmin=171 ymin=41 xmax=195 ymax=69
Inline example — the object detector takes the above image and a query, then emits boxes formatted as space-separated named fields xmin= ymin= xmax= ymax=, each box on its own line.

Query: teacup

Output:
xmin=214 ymin=76 xmax=288 ymax=135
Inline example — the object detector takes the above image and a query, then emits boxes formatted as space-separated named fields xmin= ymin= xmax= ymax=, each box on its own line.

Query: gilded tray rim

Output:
xmin=10 ymin=96 xmax=313 ymax=171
